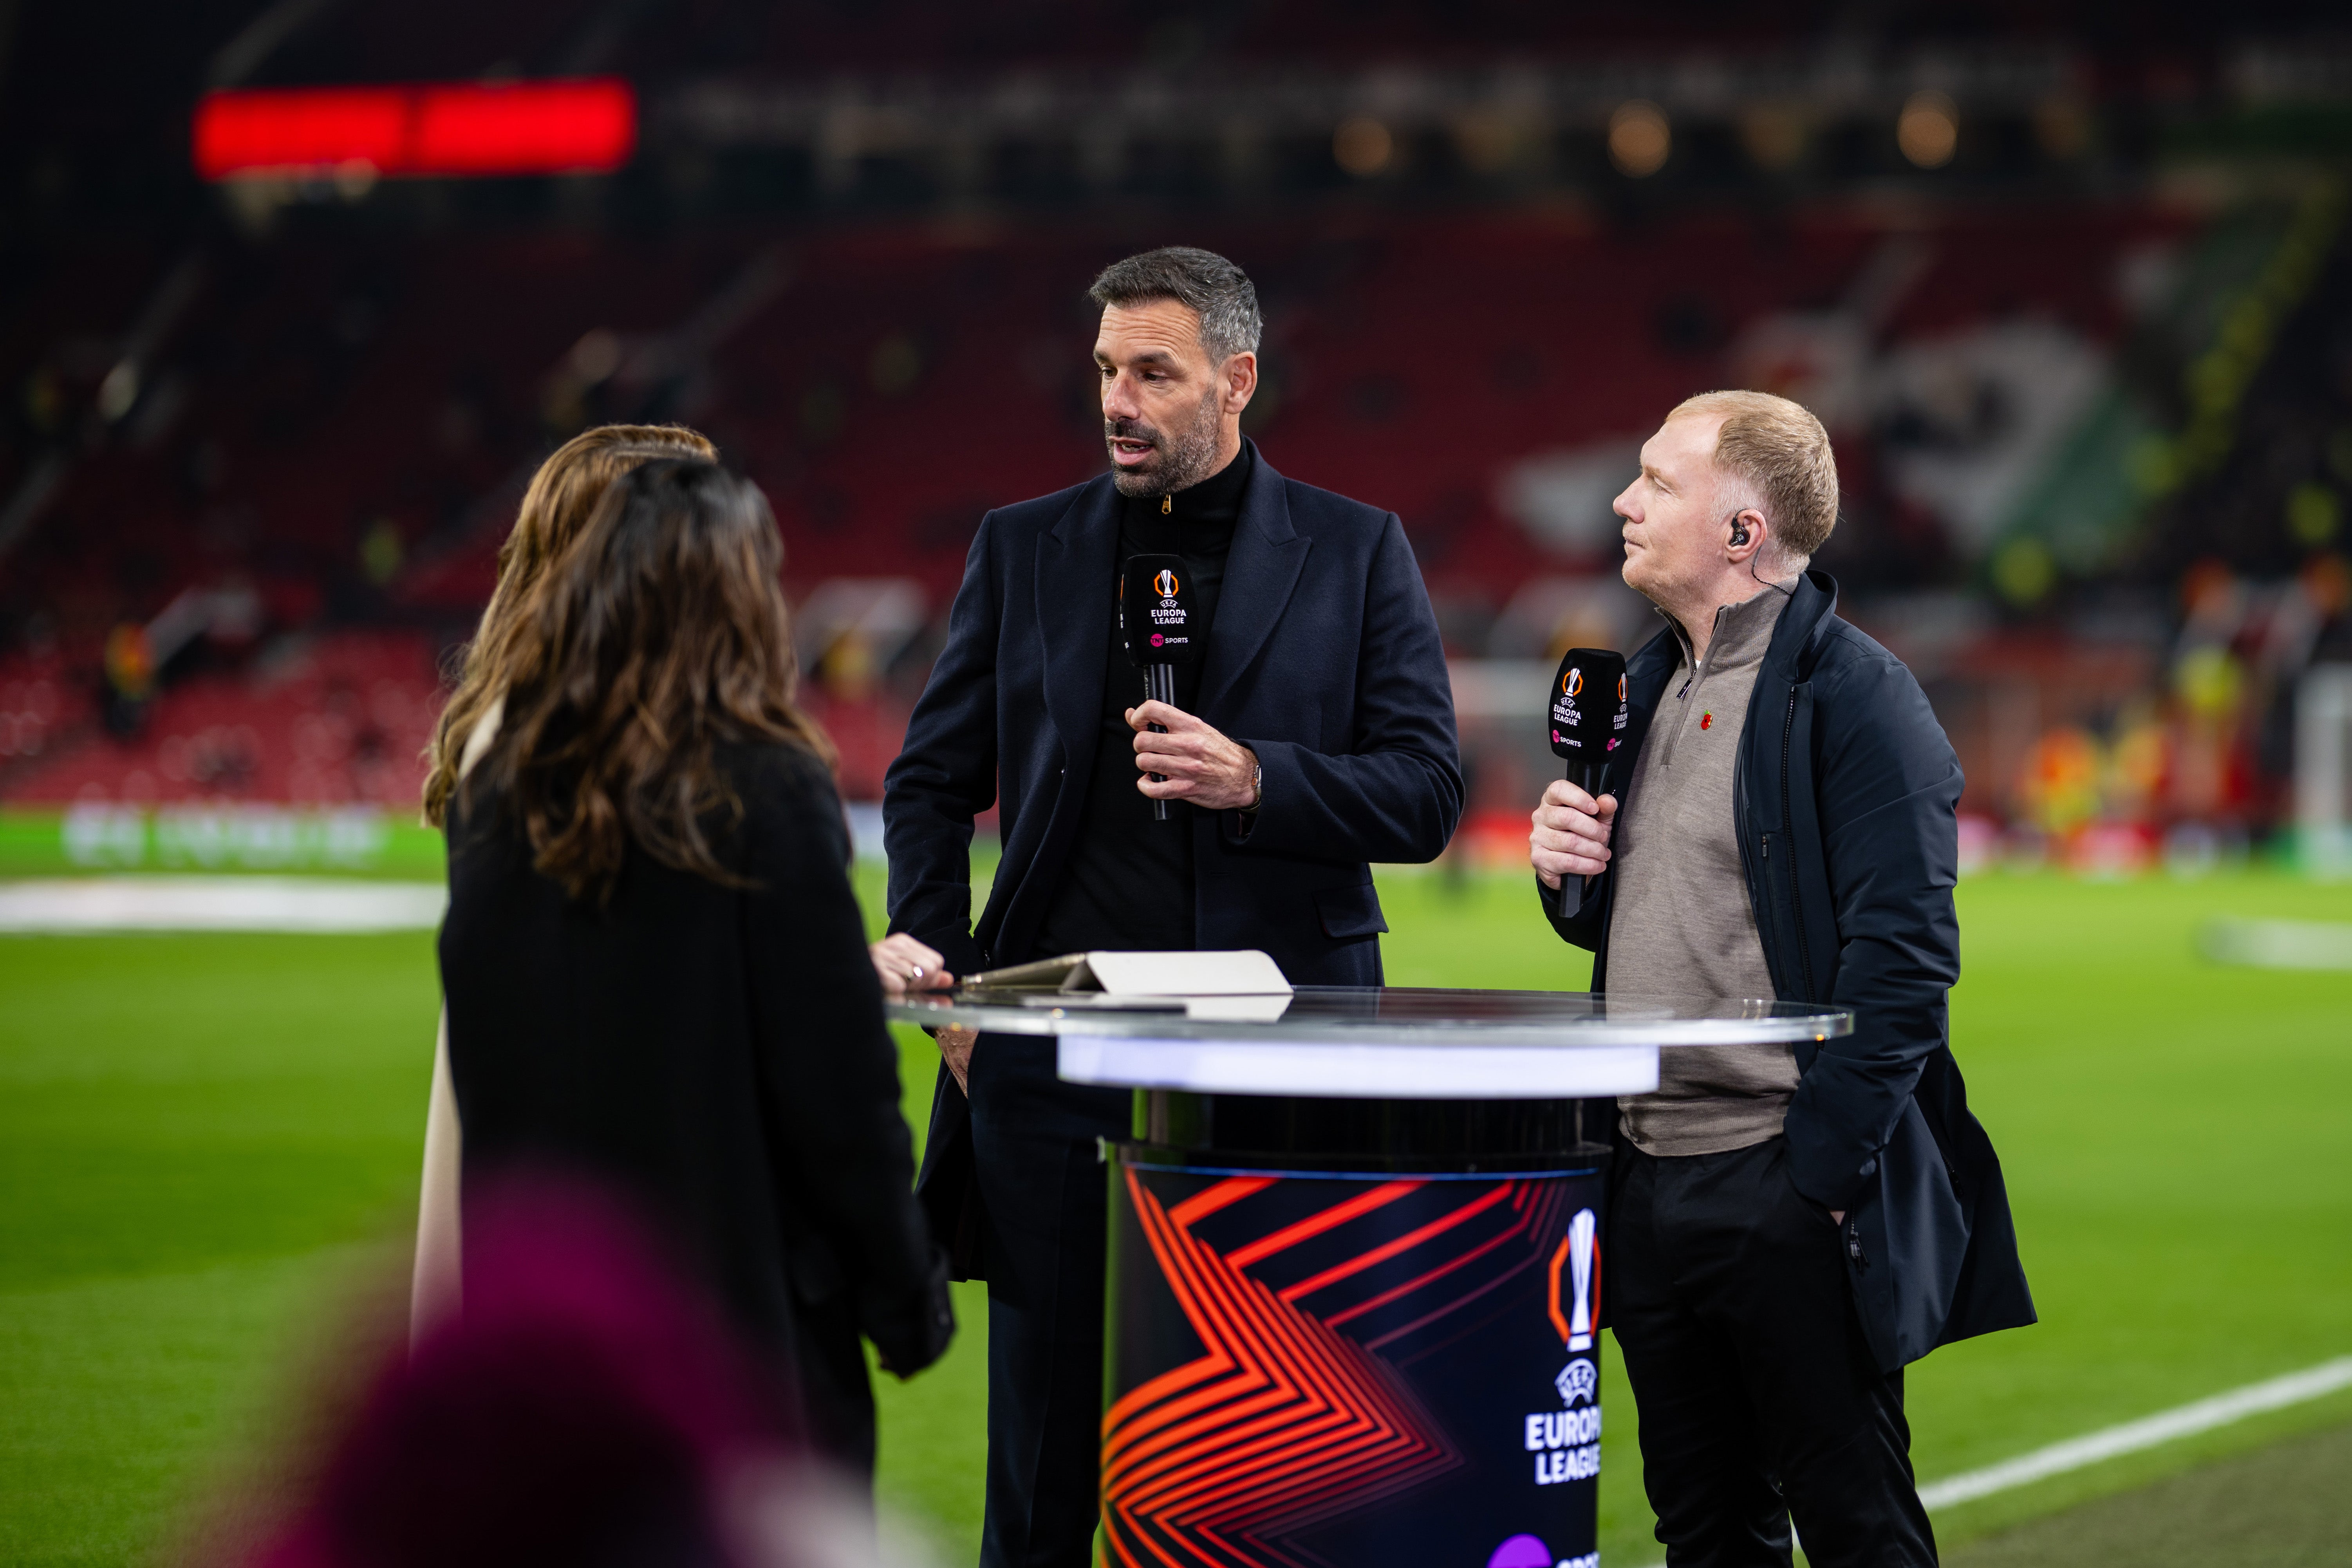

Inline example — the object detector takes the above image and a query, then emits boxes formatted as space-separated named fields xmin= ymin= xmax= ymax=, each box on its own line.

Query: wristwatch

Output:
xmin=1233 ymin=756 xmax=1265 ymax=841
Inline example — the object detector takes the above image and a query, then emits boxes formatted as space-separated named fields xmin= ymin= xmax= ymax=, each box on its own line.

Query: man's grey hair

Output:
xmin=1088 ymin=247 xmax=1262 ymax=364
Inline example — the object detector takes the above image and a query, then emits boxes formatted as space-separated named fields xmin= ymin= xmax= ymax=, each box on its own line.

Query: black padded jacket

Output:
xmin=1545 ymin=570 xmax=2035 ymax=1371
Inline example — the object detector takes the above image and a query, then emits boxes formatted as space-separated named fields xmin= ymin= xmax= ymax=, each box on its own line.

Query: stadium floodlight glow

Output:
xmin=193 ymin=78 xmax=636 ymax=181
xmin=1607 ymin=99 xmax=1671 ymax=178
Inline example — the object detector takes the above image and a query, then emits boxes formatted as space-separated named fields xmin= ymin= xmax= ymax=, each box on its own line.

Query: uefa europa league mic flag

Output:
xmin=1120 ymin=555 xmax=1197 ymax=666
xmin=1546 ymin=647 xmax=1629 ymax=921
xmin=1122 ymin=555 xmax=1197 ymax=821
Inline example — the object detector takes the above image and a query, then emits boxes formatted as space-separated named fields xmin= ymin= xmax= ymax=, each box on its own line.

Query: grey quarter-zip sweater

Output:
xmin=1608 ymin=583 xmax=1800 ymax=1156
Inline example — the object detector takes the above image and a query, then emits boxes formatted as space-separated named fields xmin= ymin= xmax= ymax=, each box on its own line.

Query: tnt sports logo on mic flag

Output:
xmin=1150 ymin=634 xmax=1164 ymax=647
xmin=1154 ymin=567 xmax=1180 ymax=600
xmin=1562 ymin=668 xmax=1582 ymax=698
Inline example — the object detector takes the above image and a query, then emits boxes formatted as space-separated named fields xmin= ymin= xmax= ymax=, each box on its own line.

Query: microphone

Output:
xmin=1546 ymin=646 xmax=1629 ymax=920
xmin=1120 ymin=554 xmax=1198 ymax=823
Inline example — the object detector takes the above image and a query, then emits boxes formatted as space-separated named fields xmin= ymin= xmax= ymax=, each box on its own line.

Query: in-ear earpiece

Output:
xmin=1729 ymin=518 xmax=1750 ymax=547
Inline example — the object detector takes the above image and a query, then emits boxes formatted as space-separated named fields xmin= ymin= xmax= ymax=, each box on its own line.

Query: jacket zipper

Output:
xmin=1778 ymin=688 xmax=1814 ymax=1000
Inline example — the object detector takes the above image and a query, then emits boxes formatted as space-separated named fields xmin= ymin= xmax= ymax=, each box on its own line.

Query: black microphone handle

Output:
xmin=1145 ymin=663 xmax=1176 ymax=822
xmin=1552 ymin=761 xmax=1611 ymax=921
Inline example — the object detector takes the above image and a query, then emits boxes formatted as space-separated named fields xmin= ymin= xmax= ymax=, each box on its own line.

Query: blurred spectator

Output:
xmin=231 ymin=1179 xmax=914 ymax=1568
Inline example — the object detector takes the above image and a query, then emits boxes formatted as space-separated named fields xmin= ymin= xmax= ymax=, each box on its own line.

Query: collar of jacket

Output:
xmin=1587 ymin=569 xmax=1842 ymax=993
xmin=1732 ymin=567 xmax=1841 ymax=848
xmin=1615 ymin=571 xmax=1837 ymax=749
xmin=1657 ymin=574 xmax=1797 ymax=674
xmin=1734 ymin=567 xmax=1844 ymax=1013
xmin=1035 ymin=437 xmax=1308 ymax=760
xmin=1763 ymin=568 xmax=1840 ymax=685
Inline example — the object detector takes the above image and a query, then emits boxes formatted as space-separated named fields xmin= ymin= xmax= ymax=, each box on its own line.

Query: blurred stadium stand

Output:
xmin=2 ymin=2 xmax=2349 ymax=871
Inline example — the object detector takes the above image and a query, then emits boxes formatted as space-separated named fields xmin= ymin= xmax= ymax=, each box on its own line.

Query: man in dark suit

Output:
xmin=1529 ymin=392 xmax=2033 ymax=1566
xmin=883 ymin=247 xmax=1461 ymax=1568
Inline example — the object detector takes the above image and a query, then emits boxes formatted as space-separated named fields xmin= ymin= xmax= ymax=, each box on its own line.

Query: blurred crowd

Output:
xmin=5 ymin=8 xmax=2351 ymax=865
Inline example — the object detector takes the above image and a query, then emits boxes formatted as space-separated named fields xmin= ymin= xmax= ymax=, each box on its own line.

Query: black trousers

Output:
xmin=966 ymin=1033 xmax=1131 ymax=1568
xmin=1611 ymin=1136 xmax=1937 ymax=1568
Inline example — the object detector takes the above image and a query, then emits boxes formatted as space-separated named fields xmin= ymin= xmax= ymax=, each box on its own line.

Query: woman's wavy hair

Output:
xmin=460 ymin=459 xmax=835 ymax=903
xmin=423 ymin=424 xmax=718 ymax=827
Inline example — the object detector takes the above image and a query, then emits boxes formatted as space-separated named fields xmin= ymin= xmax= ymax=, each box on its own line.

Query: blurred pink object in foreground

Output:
xmin=247 ymin=1177 xmax=882 ymax=1568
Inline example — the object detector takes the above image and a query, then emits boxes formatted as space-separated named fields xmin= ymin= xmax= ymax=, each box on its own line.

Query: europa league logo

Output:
xmin=1563 ymin=668 xmax=1582 ymax=697
xmin=1154 ymin=568 xmax=1180 ymax=599
xmin=1548 ymin=1208 xmax=1599 ymax=1353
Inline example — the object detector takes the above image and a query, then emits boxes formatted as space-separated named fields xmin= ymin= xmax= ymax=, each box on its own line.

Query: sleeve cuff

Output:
xmin=1220 ymin=739 xmax=1279 ymax=848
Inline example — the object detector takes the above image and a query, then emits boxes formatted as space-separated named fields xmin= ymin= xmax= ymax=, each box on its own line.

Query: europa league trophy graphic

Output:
xmin=1564 ymin=1207 xmax=1596 ymax=1352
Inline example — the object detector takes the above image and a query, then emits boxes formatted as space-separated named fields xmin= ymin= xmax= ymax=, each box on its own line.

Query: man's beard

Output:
xmin=1106 ymin=386 xmax=1224 ymax=498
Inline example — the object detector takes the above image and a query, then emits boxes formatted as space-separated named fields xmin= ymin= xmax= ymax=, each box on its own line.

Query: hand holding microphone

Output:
xmin=1532 ymin=779 xmax=1617 ymax=885
xmin=1127 ymin=701 xmax=1259 ymax=809
xmin=1536 ymin=647 xmax=1629 ymax=920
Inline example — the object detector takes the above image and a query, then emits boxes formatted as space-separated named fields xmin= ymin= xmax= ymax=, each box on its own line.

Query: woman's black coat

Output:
xmin=439 ymin=741 xmax=952 ymax=1461
xmin=1547 ymin=571 xmax=2035 ymax=1371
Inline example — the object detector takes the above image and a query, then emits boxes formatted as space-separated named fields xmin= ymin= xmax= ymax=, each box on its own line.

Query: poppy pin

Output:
xmin=1700 ymin=711 xmax=1714 ymax=730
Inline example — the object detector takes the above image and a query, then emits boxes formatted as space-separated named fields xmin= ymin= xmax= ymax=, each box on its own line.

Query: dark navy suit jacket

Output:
xmin=883 ymin=442 xmax=1462 ymax=984
xmin=883 ymin=444 xmax=1462 ymax=1265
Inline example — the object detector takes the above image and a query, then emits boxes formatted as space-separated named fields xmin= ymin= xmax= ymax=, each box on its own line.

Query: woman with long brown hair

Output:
xmin=432 ymin=457 xmax=952 ymax=1473
xmin=421 ymin=424 xmax=955 ymax=976
xmin=423 ymin=423 xmax=718 ymax=826
xmin=411 ymin=424 xmax=954 ymax=1351
xmin=410 ymin=425 xmax=715 ymax=1345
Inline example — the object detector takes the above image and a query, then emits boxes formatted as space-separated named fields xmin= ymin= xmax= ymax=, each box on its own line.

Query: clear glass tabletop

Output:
xmin=885 ymin=985 xmax=1850 ymax=1049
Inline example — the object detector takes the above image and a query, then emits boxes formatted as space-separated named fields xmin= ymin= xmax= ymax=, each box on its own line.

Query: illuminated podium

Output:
xmin=890 ymin=987 xmax=1848 ymax=1568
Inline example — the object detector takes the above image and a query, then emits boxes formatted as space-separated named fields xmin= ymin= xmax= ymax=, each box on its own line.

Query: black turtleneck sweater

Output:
xmin=1031 ymin=445 xmax=1252 ymax=958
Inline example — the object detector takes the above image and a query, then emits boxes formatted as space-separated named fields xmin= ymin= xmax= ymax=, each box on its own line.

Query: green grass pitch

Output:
xmin=2 ymin=865 xmax=2348 ymax=1565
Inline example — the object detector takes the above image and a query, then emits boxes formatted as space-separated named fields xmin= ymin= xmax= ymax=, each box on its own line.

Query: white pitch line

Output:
xmin=0 ymin=876 xmax=446 ymax=933
xmin=1630 ymin=1355 xmax=2352 ymax=1566
xmin=1916 ymin=1355 xmax=2352 ymax=1510
xmin=2201 ymin=916 xmax=2352 ymax=971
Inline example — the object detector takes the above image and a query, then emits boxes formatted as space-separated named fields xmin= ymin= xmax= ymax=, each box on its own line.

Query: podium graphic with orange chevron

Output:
xmin=1102 ymin=1155 xmax=1606 ymax=1568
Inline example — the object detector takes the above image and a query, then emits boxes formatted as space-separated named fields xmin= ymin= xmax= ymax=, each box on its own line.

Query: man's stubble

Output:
xmin=1107 ymin=383 xmax=1225 ymax=499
